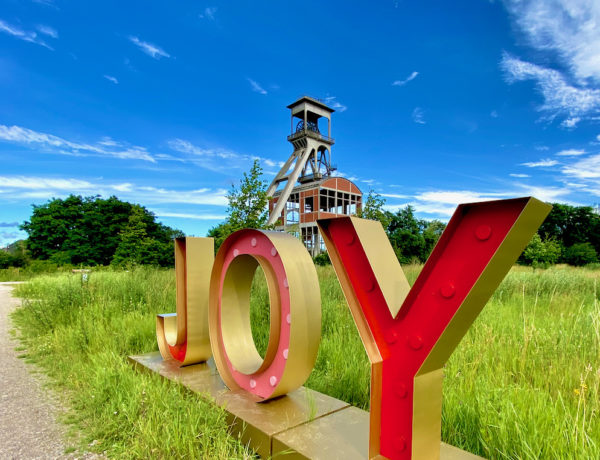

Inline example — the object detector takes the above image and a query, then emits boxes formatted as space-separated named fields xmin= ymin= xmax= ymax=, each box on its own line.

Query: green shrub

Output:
xmin=564 ymin=242 xmax=598 ymax=266
xmin=521 ymin=234 xmax=562 ymax=268
xmin=313 ymin=252 xmax=331 ymax=266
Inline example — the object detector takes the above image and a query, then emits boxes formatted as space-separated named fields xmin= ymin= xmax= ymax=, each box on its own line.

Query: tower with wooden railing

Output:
xmin=267 ymin=97 xmax=362 ymax=256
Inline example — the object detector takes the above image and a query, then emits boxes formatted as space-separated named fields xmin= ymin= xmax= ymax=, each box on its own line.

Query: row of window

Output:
xmin=283 ymin=189 xmax=361 ymax=224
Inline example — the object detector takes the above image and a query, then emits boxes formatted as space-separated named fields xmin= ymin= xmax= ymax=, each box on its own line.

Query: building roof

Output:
xmin=286 ymin=96 xmax=335 ymax=113
xmin=272 ymin=176 xmax=362 ymax=197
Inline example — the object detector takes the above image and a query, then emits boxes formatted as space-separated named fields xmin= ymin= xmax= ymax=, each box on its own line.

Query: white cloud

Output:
xmin=535 ymin=145 xmax=550 ymax=151
xmin=0 ymin=125 xmax=156 ymax=162
xmin=510 ymin=173 xmax=530 ymax=178
xmin=247 ymin=78 xmax=267 ymax=95
xmin=520 ymin=158 xmax=559 ymax=167
xmin=380 ymin=192 xmax=410 ymax=199
xmin=111 ymin=183 xmax=133 ymax=192
xmin=503 ymin=0 xmax=600 ymax=83
xmin=323 ymin=96 xmax=347 ymax=112
xmin=167 ymin=138 xmax=279 ymax=174
xmin=392 ymin=71 xmax=419 ymax=87
xmin=409 ymin=185 xmax=570 ymax=218
xmin=562 ymin=154 xmax=600 ymax=179
xmin=104 ymin=75 xmax=118 ymax=84
xmin=129 ymin=36 xmax=170 ymax=59
xmin=0 ymin=19 xmax=53 ymax=50
xmin=491 ymin=110 xmax=499 ymax=118
xmin=514 ymin=184 xmax=571 ymax=202
xmin=412 ymin=107 xmax=426 ymax=124
xmin=561 ymin=117 xmax=581 ymax=128
xmin=556 ymin=148 xmax=586 ymax=156
xmin=501 ymin=53 xmax=600 ymax=124
xmin=36 ymin=24 xmax=57 ymax=39
xmin=0 ymin=176 xmax=93 ymax=190
xmin=0 ymin=175 xmax=228 ymax=206
xmin=200 ymin=7 xmax=217 ymax=20
xmin=153 ymin=211 xmax=226 ymax=220
xmin=415 ymin=190 xmax=510 ymax=206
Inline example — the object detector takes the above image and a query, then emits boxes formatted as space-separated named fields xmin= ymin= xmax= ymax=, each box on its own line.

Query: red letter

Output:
xmin=318 ymin=197 xmax=550 ymax=459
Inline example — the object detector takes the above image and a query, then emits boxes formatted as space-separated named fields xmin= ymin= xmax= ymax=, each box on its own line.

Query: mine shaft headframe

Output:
xmin=266 ymin=97 xmax=337 ymax=225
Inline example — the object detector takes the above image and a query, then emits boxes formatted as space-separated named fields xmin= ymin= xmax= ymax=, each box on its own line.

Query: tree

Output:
xmin=521 ymin=234 xmax=562 ymax=268
xmin=21 ymin=195 xmax=182 ymax=266
xmin=357 ymin=189 xmax=392 ymax=230
xmin=564 ymin=243 xmax=598 ymax=266
xmin=538 ymin=203 xmax=600 ymax=255
xmin=208 ymin=160 xmax=270 ymax=250
xmin=227 ymin=160 xmax=270 ymax=230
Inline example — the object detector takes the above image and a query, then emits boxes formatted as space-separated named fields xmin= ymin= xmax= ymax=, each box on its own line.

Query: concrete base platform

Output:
xmin=128 ymin=352 xmax=483 ymax=459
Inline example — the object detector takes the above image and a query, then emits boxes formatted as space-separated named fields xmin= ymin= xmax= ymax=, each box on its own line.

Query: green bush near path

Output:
xmin=11 ymin=264 xmax=600 ymax=459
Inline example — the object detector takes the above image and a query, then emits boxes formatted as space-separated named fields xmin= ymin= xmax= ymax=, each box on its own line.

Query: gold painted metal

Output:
xmin=216 ymin=387 xmax=348 ymax=458
xmin=128 ymin=352 xmax=350 ymax=459
xmin=156 ymin=237 xmax=214 ymax=365
xmin=209 ymin=229 xmax=321 ymax=400
xmin=272 ymin=405 xmax=484 ymax=460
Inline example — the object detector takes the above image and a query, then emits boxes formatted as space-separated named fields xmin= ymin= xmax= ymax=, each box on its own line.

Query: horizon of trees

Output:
xmin=2 ymin=163 xmax=599 ymax=270
xmin=8 ymin=195 xmax=183 ymax=268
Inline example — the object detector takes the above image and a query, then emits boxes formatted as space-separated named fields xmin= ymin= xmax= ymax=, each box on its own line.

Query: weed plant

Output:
xmin=12 ymin=264 xmax=600 ymax=459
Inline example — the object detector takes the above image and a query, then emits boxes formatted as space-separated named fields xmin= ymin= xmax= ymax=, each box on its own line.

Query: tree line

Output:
xmin=1 ymin=195 xmax=183 ymax=269
xmin=2 ymin=161 xmax=599 ymax=270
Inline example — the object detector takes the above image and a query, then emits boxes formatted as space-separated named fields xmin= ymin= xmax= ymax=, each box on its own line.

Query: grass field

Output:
xmin=9 ymin=263 xmax=600 ymax=459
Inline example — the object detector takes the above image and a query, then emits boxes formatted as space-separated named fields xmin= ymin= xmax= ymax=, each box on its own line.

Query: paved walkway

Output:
xmin=0 ymin=284 xmax=76 ymax=459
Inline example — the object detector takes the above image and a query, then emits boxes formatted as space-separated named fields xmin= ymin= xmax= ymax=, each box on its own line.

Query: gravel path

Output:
xmin=0 ymin=283 xmax=83 ymax=459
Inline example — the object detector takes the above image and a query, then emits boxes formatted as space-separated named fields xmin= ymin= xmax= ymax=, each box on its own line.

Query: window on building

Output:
xmin=305 ymin=196 xmax=313 ymax=213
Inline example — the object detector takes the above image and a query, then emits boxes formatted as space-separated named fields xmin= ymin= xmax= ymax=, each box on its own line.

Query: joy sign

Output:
xmin=156 ymin=196 xmax=551 ymax=460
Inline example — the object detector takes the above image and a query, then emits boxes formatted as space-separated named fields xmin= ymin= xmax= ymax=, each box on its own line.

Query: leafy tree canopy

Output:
xmin=208 ymin=160 xmax=271 ymax=249
xmin=21 ymin=195 xmax=183 ymax=266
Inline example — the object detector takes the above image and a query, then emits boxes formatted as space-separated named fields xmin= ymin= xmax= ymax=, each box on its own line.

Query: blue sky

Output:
xmin=1 ymin=0 xmax=600 ymax=247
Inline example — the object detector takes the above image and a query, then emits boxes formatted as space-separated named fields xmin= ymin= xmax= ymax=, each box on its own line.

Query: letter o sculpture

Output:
xmin=209 ymin=229 xmax=321 ymax=400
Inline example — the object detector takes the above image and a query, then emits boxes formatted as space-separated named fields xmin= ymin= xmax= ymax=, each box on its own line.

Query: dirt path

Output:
xmin=0 ymin=283 xmax=73 ymax=459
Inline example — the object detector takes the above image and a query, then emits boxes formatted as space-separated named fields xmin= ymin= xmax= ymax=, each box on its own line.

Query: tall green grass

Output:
xmin=12 ymin=264 xmax=600 ymax=458
xmin=12 ymin=268 xmax=254 ymax=459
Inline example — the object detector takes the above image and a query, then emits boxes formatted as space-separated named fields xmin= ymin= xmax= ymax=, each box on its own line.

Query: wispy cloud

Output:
xmin=0 ymin=125 xmax=156 ymax=162
xmin=412 ymin=107 xmax=426 ymax=124
xmin=0 ymin=222 xmax=18 ymax=227
xmin=0 ymin=19 xmax=53 ymax=50
xmin=562 ymin=154 xmax=600 ymax=179
xmin=557 ymin=148 xmax=586 ymax=157
xmin=323 ymin=96 xmax=347 ymax=112
xmin=510 ymin=173 xmax=530 ymax=178
xmin=152 ymin=211 xmax=226 ymax=220
xmin=408 ymin=185 xmax=570 ymax=217
xmin=0 ymin=176 xmax=94 ymax=190
xmin=561 ymin=117 xmax=581 ymax=128
xmin=0 ymin=175 xmax=229 ymax=206
xmin=380 ymin=192 xmax=410 ymax=199
xmin=392 ymin=71 xmax=419 ymax=87
xmin=167 ymin=138 xmax=278 ymax=174
xmin=490 ymin=110 xmax=499 ymax=118
xmin=501 ymin=52 xmax=600 ymax=125
xmin=103 ymin=75 xmax=118 ymax=84
xmin=504 ymin=0 xmax=600 ymax=83
xmin=247 ymin=78 xmax=267 ymax=95
xmin=129 ymin=36 xmax=170 ymax=59
xmin=520 ymin=158 xmax=559 ymax=167
xmin=199 ymin=7 xmax=217 ymax=20
xmin=36 ymin=24 xmax=57 ymax=39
